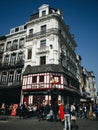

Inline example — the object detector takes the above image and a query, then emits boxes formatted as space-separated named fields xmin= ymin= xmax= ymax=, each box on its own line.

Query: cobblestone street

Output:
xmin=0 ymin=116 xmax=98 ymax=130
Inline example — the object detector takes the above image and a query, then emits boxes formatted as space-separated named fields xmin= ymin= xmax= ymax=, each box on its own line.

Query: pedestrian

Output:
xmin=22 ymin=102 xmax=28 ymax=119
xmin=59 ymin=102 xmax=64 ymax=124
xmin=38 ymin=103 xmax=44 ymax=121
xmin=18 ymin=104 xmax=23 ymax=119
xmin=64 ymin=103 xmax=71 ymax=130
xmin=44 ymin=101 xmax=51 ymax=120
xmin=94 ymin=103 xmax=98 ymax=120
xmin=52 ymin=101 xmax=59 ymax=121
xmin=71 ymin=112 xmax=79 ymax=130
xmin=82 ymin=103 xmax=88 ymax=119
xmin=0 ymin=103 xmax=5 ymax=115
xmin=70 ymin=103 xmax=76 ymax=115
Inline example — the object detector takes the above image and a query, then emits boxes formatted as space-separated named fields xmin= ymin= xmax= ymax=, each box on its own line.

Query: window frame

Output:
xmin=27 ymin=48 xmax=32 ymax=59
xmin=40 ymin=56 xmax=46 ymax=65
xmin=39 ymin=75 xmax=44 ymax=82
xmin=32 ymin=76 xmax=37 ymax=83
xmin=40 ymin=39 xmax=46 ymax=48
xmin=42 ymin=10 xmax=46 ymax=16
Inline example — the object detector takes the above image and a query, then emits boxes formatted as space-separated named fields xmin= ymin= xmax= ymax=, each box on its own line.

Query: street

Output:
xmin=0 ymin=116 xmax=98 ymax=130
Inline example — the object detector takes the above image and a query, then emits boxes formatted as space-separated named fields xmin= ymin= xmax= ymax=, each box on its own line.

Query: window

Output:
xmin=15 ymin=27 xmax=19 ymax=32
xmin=18 ymin=52 xmax=23 ymax=61
xmin=27 ymin=48 xmax=32 ymax=59
xmin=52 ymin=75 xmax=61 ymax=84
xmin=0 ymin=56 xmax=2 ymax=64
xmin=4 ymin=55 xmax=9 ymax=64
xmin=32 ymin=76 xmax=37 ymax=83
xmin=8 ymin=71 xmax=14 ymax=82
xmin=0 ymin=44 xmax=4 ymax=53
xmin=39 ymin=75 xmax=44 ymax=82
xmin=12 ymin=40 xmax=18 ymax=50
xmin=42 ymin=10 xmax=46 ymax=16
xmin=19 ymin=38 xmax=24 ymax=48
xmin=41 ymin=25 xmax=46 ymax=34
xmin=10 ymin=53 xmax=16 ymax=65
xmin=2 ymin=72 xmax=7 ymax=82
xmin=15 ymin=70 xmax=21 ymax=81
xmin=29 ymin=29 xmax=33 ymax=35
xmin=67 ymin=78 xmax=70 ymax=86
xmin=40 ymin=39 xmax=46 ymax=48
xmin=6 ymin=41 xmax=11 ymax=51
xmin=40 ymin=56 xmax=46 ymax=65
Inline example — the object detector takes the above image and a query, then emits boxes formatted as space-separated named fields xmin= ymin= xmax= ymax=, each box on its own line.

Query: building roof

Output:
xmin=29 ymin=7 xmax=57 ymax=21
xmin=0 ymin=35 xmax=6 ymax=40
xmin=23 ymin=64 xmax=65 ymax=75
xmin=23 ymin=64 xmax=78 ymax=81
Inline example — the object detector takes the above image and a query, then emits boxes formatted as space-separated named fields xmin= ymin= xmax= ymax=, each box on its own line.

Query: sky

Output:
xmin=0 ymin=0 xmax=98 ymax=90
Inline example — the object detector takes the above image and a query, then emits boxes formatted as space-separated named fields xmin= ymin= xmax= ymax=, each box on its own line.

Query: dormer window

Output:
xmin=39 ymin=4 xmax=49 ymax=17
xmin=42 ymin=10 xmax=46 ymax=16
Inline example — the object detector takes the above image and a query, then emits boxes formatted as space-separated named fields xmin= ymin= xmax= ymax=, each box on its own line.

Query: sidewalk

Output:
xmin=0 ymin=115 xmax=19 ymax=120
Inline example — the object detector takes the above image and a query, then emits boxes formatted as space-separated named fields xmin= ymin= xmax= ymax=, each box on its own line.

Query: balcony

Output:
xmin=0 ymin=60 xmax=24 ymax=70
xmin=36 ymin=46 xmax=49 ymax=54
xmin=0 ymin=81 xmax=22 ymax=88
xmin=26 ymin=28 xmax=59 ymax=41
xmin=15 ymin=60 xmax=24 ymax=67
xmin=11 ymin=45 xmax=18 ymax=51
xmin=0 ymin=48 xmax=4 ymax=54
xmin=0 ymin=82 xmax=8 ymax=88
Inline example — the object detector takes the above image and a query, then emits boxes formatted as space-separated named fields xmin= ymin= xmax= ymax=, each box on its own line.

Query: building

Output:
xmin=80 ymin=67 xmax=97 ymax=102
xmin=21 ymin=4 xmax=80 ymax=105
xmin=0 ymin=24 xmax=26 ymax=105
xmin=0 ymin=4 xmax=97 ymax=106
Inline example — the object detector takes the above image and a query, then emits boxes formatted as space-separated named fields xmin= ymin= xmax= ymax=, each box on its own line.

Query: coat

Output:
xmin=59 ymin=104 xmax=64 ymax=121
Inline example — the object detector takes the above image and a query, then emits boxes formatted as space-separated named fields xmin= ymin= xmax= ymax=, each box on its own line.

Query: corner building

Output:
xmin=21 ymin=4 xmax=80 ymax=104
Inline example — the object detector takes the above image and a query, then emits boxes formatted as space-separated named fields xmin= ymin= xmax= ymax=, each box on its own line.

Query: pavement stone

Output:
xmin=0 ymin=116 xmax=98 ymax=130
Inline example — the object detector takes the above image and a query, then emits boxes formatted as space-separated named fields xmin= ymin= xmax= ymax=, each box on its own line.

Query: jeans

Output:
xmin=64 ymin=114 xmax=71 ymax=130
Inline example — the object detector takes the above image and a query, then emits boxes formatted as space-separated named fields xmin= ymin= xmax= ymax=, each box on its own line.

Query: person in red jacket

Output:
xmin=59 ymin=102 xmax=64 ymax=123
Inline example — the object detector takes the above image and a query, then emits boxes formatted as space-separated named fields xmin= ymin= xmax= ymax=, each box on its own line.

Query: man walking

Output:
xmin=64 ymin=103 xmax=71 ymax=130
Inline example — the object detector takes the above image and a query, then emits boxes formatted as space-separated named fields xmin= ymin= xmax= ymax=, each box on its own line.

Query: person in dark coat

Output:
xmin=44 ymin=102 xmax=51 ymax=119
xmin=52 ymin=101 xmax=59 ymax=121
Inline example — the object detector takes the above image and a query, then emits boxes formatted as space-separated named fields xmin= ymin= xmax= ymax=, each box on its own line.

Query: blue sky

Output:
xmin=0 ymin=0 xmax=98 ymax=90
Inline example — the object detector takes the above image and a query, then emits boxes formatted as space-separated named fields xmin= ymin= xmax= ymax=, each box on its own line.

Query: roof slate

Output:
xmin=23 ymin=64 xmax=65 ymax=75
xmin=23 ymin=64 xmax=78 ymax=81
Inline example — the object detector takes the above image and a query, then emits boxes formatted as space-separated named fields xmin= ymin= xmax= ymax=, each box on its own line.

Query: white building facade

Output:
xmin=21 ymin=4 xmax=80 ymax=105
